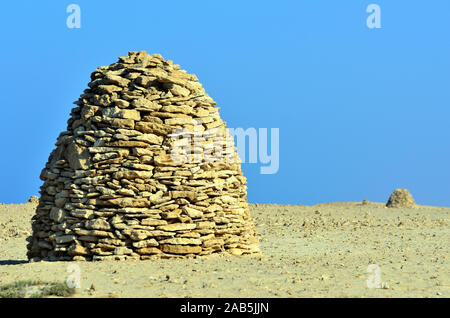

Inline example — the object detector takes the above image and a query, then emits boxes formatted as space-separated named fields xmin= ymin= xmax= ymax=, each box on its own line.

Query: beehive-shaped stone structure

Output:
xmin=386 ymin=188 xmax=416 ymax=208
xmin=27 ymin=51 xmax=259 ymax=261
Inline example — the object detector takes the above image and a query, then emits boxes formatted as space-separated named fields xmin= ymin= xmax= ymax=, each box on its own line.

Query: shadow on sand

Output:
xmin=0 ymin=260 xmax=29 ymax=266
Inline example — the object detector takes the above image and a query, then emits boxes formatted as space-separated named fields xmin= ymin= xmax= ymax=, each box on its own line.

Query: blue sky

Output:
xmin=0 ymin=1 xmax=449 ymax=206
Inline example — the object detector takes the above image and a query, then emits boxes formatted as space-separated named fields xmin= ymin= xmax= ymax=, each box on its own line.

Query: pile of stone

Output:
xmin=28 ymin=196 xmax=39 ymax=204
xmin=27 ymin=51 xmax=259 ymax=261
xmin=386 ymin=188 xmax=416 ymax=208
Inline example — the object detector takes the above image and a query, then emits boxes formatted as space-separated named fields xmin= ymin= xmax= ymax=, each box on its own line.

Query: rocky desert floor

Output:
xmin=0 ymin=201 xmax=448 ymax=298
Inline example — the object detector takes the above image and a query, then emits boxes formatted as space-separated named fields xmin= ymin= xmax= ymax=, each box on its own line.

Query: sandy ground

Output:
xmin=0 ymin=201 xmax=448 ymax=298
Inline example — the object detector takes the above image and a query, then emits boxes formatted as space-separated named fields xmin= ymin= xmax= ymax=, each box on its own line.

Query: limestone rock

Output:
xmin=158 ymin=223 xmax=197 ymax=232
xmin=49 ymin=207 xmax=66 ymax=223
xmin=160 ymin=244 xmax=202 ymax=255
xmin=64 ymin=142 xmax=90 ymax=170
xmin=68 ymin=243 xmax=89 ymax=256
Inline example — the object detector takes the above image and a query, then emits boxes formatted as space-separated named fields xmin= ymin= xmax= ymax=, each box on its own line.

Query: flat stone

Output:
xmin=202 ymin=238 xmax=224 ymax=248
xmin=49 ymin=207 xmax=66 ymax=223
xmin=104 ymin=74 xmax=130 ymax=87
xmin=170 ymin=84 xmax=191 ymax=97
xmin=182 ymin=206 xmax=203 ymax=219
xmin=133 ymin=148 xmax=154 ymax=156
xmin=145 ymin=230 xmax=176 ymax=237
xmin=161 ymin=105 xmax=193 ymax=114
xmin=170 ymin=191 xmax=197 ymax=201
xmin=114 ymin=246 xmax=133 ymax=255
xmin=113 ymin=170 xmax=153 ymax=180
xmin=68 ymin=243 xmax=89 ymax=256
xmin=133 ymin=133 xmax=163 ymax=145
xmin=78 ymin=235 xmax=98 ymax=242
xmin=92 ymin=152 xmax=119 ymax=162
xmin=55 ymin=234 xmax=76 ymax=244
xmin=157 ymin=223 xmax=197 ymax=232
xmin=228 ymin=248 xmax=245 ymax=256
xmin=159 ymin=238 xmax=202 ymax=245
xmin=141 ymin=218 xmax=167 ymax=226
xmin=64 ymin=142 xmax=90 ymax=170
xmin=88 ymin=147 xmax=129 ymax=154
xmin=122 ymin=163 xmax=154 ymax=171
xmin=135 ymin=247 xmax=162 ymax=255
xmin=54 ymin=198 xmax=67 ymax=208
xmin=160 ymin=244 xmax=201 ymax=255
xmin=97 ymin=84 xmax=122 ymax=94
xmin=165 ymin=117 xmax=195 ymax=126
xmin=108 ymin=118 xmax=135 ymax=129
xmin=70 ymin=209 xmax=95 ymax=219
xmin=135 ymin=122 xmax=170 ymax=135
xmin=106 ymin=140 xmax=148 ymax=148
xmin=86 ymin=219 xmax=111 ymax=231
xmin=107 ymin=198 xmax=150 ymax=208
xmin=114 ymin=99 xmax=130 ymax=108
xmin=131 ymin=97 xmax=160 ymax=110
xmin=126 ymin=229 xmax=150 ymax=241
xmin=132 ymin=239 xmax=159 ymax=248
xmin=118 ymin=207 xmax=159 ymax=214
xmin=117 ymin=188 xmax=135 ymax=196
xmin=81 ymin=105 xmax=100 ymax=120
xmin=196 ymin=221 xmax=215 ymax=229
xmin=74 ymin=229 xmax=114 ymax=237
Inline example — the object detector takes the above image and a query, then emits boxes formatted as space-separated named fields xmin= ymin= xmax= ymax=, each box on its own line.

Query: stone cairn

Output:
xmin=386 ymin=188 xmax=416 ymax=208
xmin=27 ymin=51 xmax=259 ymax=261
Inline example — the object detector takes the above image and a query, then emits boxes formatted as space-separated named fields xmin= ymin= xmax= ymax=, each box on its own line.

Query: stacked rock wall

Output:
xmin=27 ymin=51 xmax=259 ymax=261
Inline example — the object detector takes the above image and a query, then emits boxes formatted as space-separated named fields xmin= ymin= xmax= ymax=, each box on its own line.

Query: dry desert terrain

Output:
xmin=0 ymin=200 xmax=448 ymax=297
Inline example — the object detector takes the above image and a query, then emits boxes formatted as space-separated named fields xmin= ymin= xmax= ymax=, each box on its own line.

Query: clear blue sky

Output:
xmin=0 ymin=1 xmax=449 ymax=206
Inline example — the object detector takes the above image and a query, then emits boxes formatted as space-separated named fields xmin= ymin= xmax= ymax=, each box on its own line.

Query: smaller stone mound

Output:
xmin=386 ymin=189 xmax=415 ymax=208
xmin=27 ymin=196 xmax=39 ymax=204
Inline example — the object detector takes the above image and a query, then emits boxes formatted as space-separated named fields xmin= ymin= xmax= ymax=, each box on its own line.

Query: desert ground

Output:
xmin=0 ymin=200 xmax=448 ymax=298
